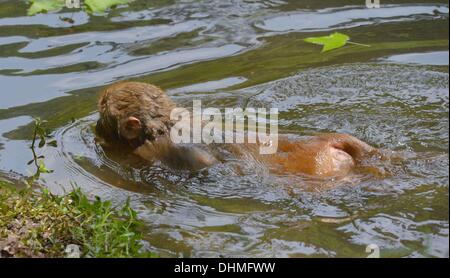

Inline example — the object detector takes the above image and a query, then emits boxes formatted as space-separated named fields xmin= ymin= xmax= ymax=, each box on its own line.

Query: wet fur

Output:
xmin=96 ymin=81 xmax=377 ymax=177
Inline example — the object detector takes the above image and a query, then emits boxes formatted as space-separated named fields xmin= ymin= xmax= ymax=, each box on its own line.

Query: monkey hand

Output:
xmin=134 ymin=137 xmax=217 ymax=171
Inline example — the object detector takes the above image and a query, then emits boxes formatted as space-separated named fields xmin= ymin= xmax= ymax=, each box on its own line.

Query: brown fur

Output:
xmin=96 ymin=81 xmax=377 ymax=176
xmin=259 ymin=134 xmax=376 ymax=177
xmin=97 ymin=81 xmax=176 ymax=143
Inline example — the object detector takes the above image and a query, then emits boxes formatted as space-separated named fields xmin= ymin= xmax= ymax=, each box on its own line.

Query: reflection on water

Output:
xmin=383 ymin=50 xmax=449 ymax=65
xmin=0 ymin=11 xmax=90 ymax=27
xmin=255 ymin=5 xmax=448 ymax=32
xmin=168 ymin=77 xmax=248 ymax=95
xmin=0 ymin=0 xmax=448 ymax=257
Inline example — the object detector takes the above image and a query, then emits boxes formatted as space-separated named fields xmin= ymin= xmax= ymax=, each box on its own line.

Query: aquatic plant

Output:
xmin=26 ymin=118 xmax=56 ymax=183
xmin=26 ymin=0 xmax=134 ymax=15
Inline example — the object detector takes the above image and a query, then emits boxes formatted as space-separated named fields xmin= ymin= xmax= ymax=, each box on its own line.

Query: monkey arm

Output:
xmin=134 ymin=137 xmax=217 ymax=171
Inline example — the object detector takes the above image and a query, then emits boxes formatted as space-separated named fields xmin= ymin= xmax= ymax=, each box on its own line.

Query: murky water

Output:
xmin=0 ymin=0 xmax=448 ymax=257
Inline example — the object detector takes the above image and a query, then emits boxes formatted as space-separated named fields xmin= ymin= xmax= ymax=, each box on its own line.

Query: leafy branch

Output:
xmin=27 ymin=118 xmax=57 ymax=183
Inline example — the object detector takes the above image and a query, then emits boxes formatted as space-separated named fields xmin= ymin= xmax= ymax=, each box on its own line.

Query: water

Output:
xmin=0 ymin=0 xmax=448 ymax=257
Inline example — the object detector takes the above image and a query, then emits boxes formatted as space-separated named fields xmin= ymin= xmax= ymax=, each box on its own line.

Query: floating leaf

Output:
xmin=304 ymin=32 xmax=370 ymax=53
xmin=27 ymin=0 xmax=65 ymax=16
xmin=304 ymin=32 xmax=350 ymax=52
xmin=84 ymin=0 xmax=134 ymax=14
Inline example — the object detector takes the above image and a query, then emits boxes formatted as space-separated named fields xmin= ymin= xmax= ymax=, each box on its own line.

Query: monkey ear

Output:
xmin=126 ymin=116 xmax=142 ymax=130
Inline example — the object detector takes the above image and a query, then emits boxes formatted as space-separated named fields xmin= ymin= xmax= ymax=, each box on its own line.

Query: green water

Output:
xmin=0 ymin=0 xmax=448 ymax=257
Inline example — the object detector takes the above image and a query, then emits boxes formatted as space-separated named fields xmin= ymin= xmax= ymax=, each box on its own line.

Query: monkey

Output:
xmin=230 ymin=134 xmax=377 ymax=177
xmin=96 ymin=81 xmax=217 ymax=170
xmin=96 ymin=81 xmax=175 ymax=147
xmin=96 ymin=81 xmax=378 ymax=177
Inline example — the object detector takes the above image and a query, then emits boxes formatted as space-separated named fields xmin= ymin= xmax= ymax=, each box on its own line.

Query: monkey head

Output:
xmin=96 ymin=81 xmax=176 ymax=148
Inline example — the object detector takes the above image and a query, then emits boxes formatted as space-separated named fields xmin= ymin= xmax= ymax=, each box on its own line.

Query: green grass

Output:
xmin=0 ymin=181 xmax=156 ymax=258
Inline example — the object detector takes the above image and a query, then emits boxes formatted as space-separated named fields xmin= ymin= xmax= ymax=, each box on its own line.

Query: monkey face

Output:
xmin=118 ymin=116 xmax=142 ymax=140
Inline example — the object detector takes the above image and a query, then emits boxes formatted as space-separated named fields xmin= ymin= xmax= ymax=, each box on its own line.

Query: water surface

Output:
xmin=0 ymin=0 xmax=448 ymax=257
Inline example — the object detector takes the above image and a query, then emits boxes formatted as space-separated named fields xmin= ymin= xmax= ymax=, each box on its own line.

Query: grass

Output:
xmin=0 ymin=180 xmax=156 ymax=258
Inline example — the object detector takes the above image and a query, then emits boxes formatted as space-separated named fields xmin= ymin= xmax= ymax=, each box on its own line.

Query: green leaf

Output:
xmin=38 ymin=161 xmax=53 ymax=174
xmin=38 ymin=136 xmax=46 ymax=148
xmin=47 ymin=140 xmax=58 ymax=147
xmin=84 ymin=0 xmax=133 ymax=14
xmin=304 ymin=32 xmax=350 ymax=52
xmin=27 ymin=0 xmax=66 ymax=16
